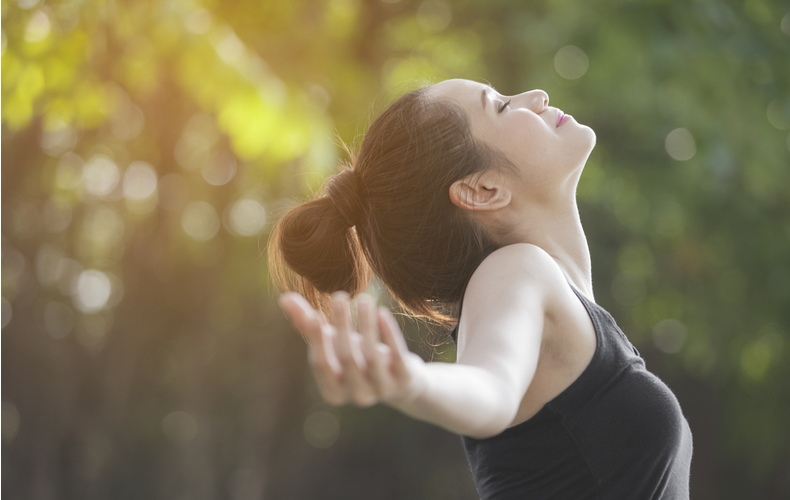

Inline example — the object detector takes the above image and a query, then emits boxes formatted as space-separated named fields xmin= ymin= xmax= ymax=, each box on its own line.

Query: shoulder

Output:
xmin=455 ymin=244 xmax=567 ymax=369
xmin=465 ymin=243 xmax=568 ymax=304
xmin=458 ymin=244 xmax=569 ymax=345
xmin=475 ymin=243 xmax=559 ymax=272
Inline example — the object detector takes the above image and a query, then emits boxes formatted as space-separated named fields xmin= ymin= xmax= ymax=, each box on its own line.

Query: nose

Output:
xmin=527 ymin=90 xmax=549 ymax=112
xmin=513 ymin=90 xmax=548 ymax=112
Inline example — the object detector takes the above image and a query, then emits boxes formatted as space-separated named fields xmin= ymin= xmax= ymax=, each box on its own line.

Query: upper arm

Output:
xmin=455 ymin=244 xmax=566 ymax=421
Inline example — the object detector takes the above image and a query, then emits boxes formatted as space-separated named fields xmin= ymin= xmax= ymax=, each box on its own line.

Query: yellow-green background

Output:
xmin=2 ymin=0 xmax=789 ymax=498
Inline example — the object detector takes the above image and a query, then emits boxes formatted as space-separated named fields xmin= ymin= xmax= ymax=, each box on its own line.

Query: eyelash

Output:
xmin=498 ymin=100 xmax=511 ymax=113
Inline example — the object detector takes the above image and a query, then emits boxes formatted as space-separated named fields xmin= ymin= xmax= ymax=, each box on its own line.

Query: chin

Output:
xmin=581 ymin=125 xmax=597 ymax=151
xmin=570 ymin=126 xmax=596 ymax=164
xmin=569 ymin=130 xmax=596 ymax=172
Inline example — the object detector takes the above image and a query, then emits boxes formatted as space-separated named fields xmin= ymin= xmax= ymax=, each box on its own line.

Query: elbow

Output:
xmin=465 ymin=397 xmax=521 ymax=439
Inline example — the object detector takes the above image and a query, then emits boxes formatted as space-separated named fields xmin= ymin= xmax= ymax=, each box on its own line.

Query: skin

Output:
xmin=437 ymin=78 xmax=597 ymax=299
xmin=279 ymin=78 xmax=600 ymax=438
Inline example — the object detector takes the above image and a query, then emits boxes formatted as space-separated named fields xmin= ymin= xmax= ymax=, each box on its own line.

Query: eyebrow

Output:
xmin=481 ymin=88 xmax=488 ymax=111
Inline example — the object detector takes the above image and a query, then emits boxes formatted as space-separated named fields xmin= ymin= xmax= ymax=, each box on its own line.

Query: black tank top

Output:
xmin=454 ymin=286 xmax=693 ymax=499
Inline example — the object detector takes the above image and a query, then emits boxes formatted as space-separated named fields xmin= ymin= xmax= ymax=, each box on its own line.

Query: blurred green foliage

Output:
xmin=2 ymin=0 xmax=789 ymax=498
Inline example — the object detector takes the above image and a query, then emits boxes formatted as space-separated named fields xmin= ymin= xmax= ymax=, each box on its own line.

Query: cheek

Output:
xmin=500 ymin=123 xmax=541 ymax=155
xmin=510 ymin=133 xmax=551 ymax=168
xmin=485 ymin=118 xmax=550 ymax=168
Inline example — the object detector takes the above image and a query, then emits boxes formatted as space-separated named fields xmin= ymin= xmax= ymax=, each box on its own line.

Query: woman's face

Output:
xmin=428 ymin=79 xmax=596 ymax=202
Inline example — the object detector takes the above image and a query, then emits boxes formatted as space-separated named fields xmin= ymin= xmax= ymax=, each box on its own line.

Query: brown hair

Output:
xmin=269 ymin=86 xmax=509 ymax=325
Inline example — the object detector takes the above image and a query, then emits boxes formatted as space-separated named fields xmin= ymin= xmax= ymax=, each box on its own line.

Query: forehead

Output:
xmin=429 ymin=78 xmax=487 ymax=102
xmin=427 ymin=79 xmax=489 ymax=121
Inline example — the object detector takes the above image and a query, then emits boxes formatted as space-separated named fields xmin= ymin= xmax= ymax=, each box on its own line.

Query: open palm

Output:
xmin=278 ymin=292 xmax=425 ymax=408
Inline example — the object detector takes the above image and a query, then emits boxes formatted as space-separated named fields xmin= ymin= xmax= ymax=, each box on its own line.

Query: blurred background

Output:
xmin=2 ymin=0 xmax=789 ymax=498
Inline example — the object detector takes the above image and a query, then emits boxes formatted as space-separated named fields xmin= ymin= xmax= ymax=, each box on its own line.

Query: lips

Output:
xmin=556 ymin=112 xmax=570 ymax=127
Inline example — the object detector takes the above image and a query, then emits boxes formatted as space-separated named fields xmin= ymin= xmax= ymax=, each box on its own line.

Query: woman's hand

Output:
xmin=278 ymin=291 xmax=426 ymax=408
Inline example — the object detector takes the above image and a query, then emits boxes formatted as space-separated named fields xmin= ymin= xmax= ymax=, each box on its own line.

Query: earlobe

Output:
xmin=449 ymin=175 xmax=511 ymax=212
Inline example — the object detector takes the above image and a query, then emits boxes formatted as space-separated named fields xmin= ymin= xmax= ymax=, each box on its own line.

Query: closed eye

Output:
xmin=498 ymin=99 xmax=511 ymax=114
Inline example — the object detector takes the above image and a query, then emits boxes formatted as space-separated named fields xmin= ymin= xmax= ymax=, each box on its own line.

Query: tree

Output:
xmin=3 ymin=0 xmax=789 ymax=498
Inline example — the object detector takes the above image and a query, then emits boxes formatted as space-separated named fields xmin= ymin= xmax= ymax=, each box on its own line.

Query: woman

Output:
xmin=271 ymin=79 xmax=693 ymax=499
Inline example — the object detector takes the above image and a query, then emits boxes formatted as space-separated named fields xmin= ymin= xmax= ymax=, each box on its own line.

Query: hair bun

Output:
xmin=326 ymin=168 xmax=363 ymax=228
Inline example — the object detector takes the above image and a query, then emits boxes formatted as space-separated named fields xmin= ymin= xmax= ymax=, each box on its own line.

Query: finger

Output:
xmin=357 ymin=295 xmax=392 ymax=394
xmin=307 ymin=316 xmax=341 ymax=377
xmin=356 ymin=295 xmax=379 ymax=357
xmin=331 ymin=291 xmax=357 ymax=363
xmin=278 ymin=293 xmax=323 ymax=344
xmin=296 ymin=305 xmax=343 ymax=399
xmin=377 ymin=307 xmax=409 ymax=353
xmin=331 ymin=292 xmax=376 ymax=407
xmin=280 ymin=293 xmax=347 ymax=405
xmin=296 ymin=294 xmax=347 ymax=394
xmin=377 ymin=307 xmax=410 ymax=375
xmin=310 ymin=322 xmax=347 ymax=406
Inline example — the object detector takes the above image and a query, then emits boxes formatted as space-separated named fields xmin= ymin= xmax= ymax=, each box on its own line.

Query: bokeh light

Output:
xmin=175 ymin=113 xmax=219 ymax=171
xmin=554 ymin=45 xmax=589 ymax=80
xmin=74 ymin=269 xmax=112 ymax=313
xmin=664 ymin=128 xmax=696 ymax=161
xmin=76 ymin=312 xmax=113 ymax=351
xmin=184 ymin=8 xmax=212 ymax=35
xmin=123 ymin=161 xmax=158 ymax=205
xmin=766 ymin=99 xmax=790 ymax=130
xmin=83 ymin=155 xmax=120 ymax=198
xmin=105 ymin=273 xmax=125 ymax=309
xmin=652 ymin=319 xmax=687 ymax=354
xmin=1 ymin=298 xmax=12 ymax=329
xmin=55 ymin=152 xmax=85 ymax=190
xmin=611 ymin=272 xmax=646 ymax=306
xmin=157 ymin=174 xmax=189 ymax=212
xmin=56 ymin=258 xmax=83 ymax=297
xmin=3 ymin=245 xmax=27 ymax=294
xmin=740 ymin=324 xmax=784 ymax=382
xmin=201 ymin=151 xmax=237 ymax=186
xmin=17 ymin=0 xmax=42 ymax=10
xmin=181 ymin=201 xmax=221 ymax=241
xmin=35 ymin=244 xmax=65 ymax=288
xmin=162 ymin=411 xmax=199 ymax=445
xmin=653 ymin=197 xmax=685 ymax=238
xmin=41 ymin=119 xmax=78 ymax=156
xmin=110 ymin=99 xmax=145 ymax=141
xmin=44 ymin=301 xmax=75 ymax=339
xmin=229 ymin=468 xmax=264 ymax=500
xmin=24 ymin=10 xmax=50 ymax=43
xmin=417 ymin=0 xmax=452 ymax=32
xmin=1 ymin=401 xmax=20 ymax=444
xmin=306 ymin=83 xmax=331 ymax=112
xmin=80 ymin=205 xmax=125 ymax=250
xmin=226 ymin=198 xmax=267 ymax=237
xmin=303 ymin=410 xmax=340 ymax=448
xmin=214 ymin=27 xmax=246 ymax=65
xmin=42 ymin=196 xmax=73 ymax=233
xmin=77 ymin=432 xmax=113 ymax=481
xmin=8 ymin=201 xmax=41 ymax=238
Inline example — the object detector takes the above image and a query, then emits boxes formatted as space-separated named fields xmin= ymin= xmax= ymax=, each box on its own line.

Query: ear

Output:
xmin=449 ymin=171 xmax=511 ymax=212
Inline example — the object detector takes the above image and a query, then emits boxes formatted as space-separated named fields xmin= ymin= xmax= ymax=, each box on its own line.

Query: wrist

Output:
xmin=386 ymin=353 xmax=428 ymax=408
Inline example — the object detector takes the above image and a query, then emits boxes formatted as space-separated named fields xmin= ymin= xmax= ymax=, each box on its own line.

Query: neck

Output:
xmin=497 ymin=193 xmax=594 ymax=301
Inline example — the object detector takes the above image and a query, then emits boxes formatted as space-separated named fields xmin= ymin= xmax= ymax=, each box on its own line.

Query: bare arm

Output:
xmin=279 ymin=244 xmax=560 ymax=438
